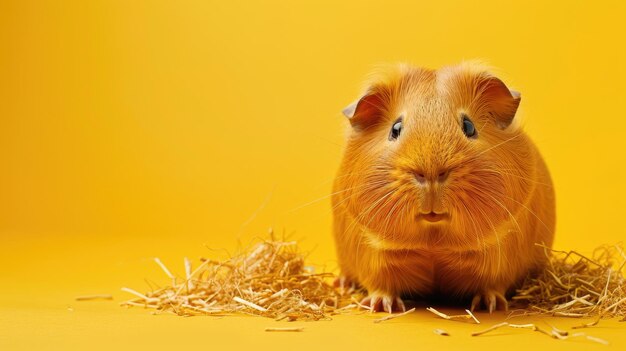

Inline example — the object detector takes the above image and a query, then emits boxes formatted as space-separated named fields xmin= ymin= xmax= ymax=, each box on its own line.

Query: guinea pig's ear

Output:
xmin=342 ymin=92 xmax=385 ymax=130
xmin=480 ymin=77 xmax=521 ymax=129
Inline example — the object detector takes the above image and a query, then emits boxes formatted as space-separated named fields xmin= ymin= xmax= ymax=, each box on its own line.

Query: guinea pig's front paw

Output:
xmin=470 ymin=290 xmax=508 ymax=313
xmin=360 ymin=292 xmax=406 ymax=313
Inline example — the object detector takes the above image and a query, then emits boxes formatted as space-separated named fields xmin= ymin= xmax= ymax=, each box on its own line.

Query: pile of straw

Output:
xmin=510 ymin=243 xmax=626 ymax=320
xmin=122 ymin=236 xmax=626 ymax=322
xmin=121 ymin=236 xmax=345 ymax=321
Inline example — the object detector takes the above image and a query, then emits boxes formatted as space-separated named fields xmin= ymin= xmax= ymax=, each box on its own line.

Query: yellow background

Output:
xmin=1 ymin=0 xmax=625 ymax=349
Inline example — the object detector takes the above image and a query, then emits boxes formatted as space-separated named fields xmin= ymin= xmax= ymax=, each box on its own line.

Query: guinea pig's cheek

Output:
xmin=346 ymin=190 xmax=368 ymax=220
xmin=345 ymin=183 xmax=390 ymax=226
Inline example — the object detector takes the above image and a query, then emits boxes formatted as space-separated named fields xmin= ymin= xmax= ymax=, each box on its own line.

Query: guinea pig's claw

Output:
xmin=360 ymin=293 xmax=405 ymax=313
xmin=470 ymin=294 xmax=481 ymax=312
xmin=394 ymin=296 xmax=406 ymax=312
xmin=333 ymin=276 xmax=357 ymax=295
xmin=471 ymin=290 xmax=508 ymax=314
xmin=382 ymin=296 xmax=394 ymax=313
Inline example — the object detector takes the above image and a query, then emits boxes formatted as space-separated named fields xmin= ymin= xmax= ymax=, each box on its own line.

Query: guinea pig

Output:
xmin=332 ymin=62 xmax=555 ymax=313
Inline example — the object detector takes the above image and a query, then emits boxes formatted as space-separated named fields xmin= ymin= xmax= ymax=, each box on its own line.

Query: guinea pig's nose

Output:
xmin=414 ymin=169 xmax=449 ymax=184
xmin=414 ymin=172 xmax=427 ymax=184
xmin=437 ymin=169 xmax=449 ymax=182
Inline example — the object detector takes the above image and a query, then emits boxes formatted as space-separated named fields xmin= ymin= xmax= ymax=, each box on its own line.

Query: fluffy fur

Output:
xmin=332 ymin=62 xmax=556 ymax=313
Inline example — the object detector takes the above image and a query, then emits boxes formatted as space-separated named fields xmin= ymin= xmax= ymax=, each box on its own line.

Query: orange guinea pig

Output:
xmin=332 ymin=62 xmax=555 ymax=313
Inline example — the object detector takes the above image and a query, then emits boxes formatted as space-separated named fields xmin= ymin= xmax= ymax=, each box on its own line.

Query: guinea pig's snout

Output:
xmin=412 ymin=167 xmax=451 ymax=223
xmin=413 ymin=168 xmax=449 ymax=185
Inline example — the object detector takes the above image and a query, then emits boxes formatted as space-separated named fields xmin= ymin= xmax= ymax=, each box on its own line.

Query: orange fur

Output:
xmin=332 ymin=62 xmax=555 ymax=312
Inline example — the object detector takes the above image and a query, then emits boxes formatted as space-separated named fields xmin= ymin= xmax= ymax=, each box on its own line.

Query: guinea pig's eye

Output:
xmin=389 ymin=117 xmax=403 ymax=141
xmin=461 ymin=115 xmax=477 ymax=138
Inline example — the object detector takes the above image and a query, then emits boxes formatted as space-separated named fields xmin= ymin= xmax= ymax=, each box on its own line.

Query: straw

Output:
xmin=472 ymin=322 xmax=609 ymax=345
xmin=75 ymin=294 xmax=113 ymax=301
xmin=265 ymin=327 xmax=304 ymax=332
xmin=509 ymin=243 xmax=626 ymax=319
xmin=121 ymin=238 xmax=344 ymax=321
xmin=373 ymin=307 xmax=416 ymax=323
xmin=433 ymin=328 xmax=450 ymax=336
xmin=426 ymin=307 xmax=479 ymax=323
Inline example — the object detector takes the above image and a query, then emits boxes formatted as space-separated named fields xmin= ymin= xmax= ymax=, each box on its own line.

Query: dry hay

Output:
xmin=121 ymin=237 xmax=626 ymax=323
xmin=121 ymin=235 xmax=350 ymax=321
xmin=470 ymin=322 xmax=609 ymax=345
xmin=510 ymin=243 xmax=626 ymax=320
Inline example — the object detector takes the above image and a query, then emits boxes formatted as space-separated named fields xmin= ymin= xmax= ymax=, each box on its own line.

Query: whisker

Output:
xmin=352 ymin=189 xmax=396 ymax=259
xmin=474 ymin=203 xmax=504 ymax=276
xmin=479 ymin=168 xmax=553 ymax=188
xmin=285 ymin=180 xmax=387 ymax=214
xmin=472 ymin=133 xmax=522 ymax=158
xmin=491 ymin=190 xmax=553 ymax=234
xmin=327 ymin=180 xmax=389 ymax=214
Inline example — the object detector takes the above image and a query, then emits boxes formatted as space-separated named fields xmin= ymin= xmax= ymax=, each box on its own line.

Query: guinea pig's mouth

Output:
xmin=417 ymin=211 xmax=449 ymax=223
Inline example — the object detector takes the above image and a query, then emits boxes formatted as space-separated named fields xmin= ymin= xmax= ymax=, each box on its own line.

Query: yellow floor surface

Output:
xmin=2 ymin=292 xmax=624 ymax=351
